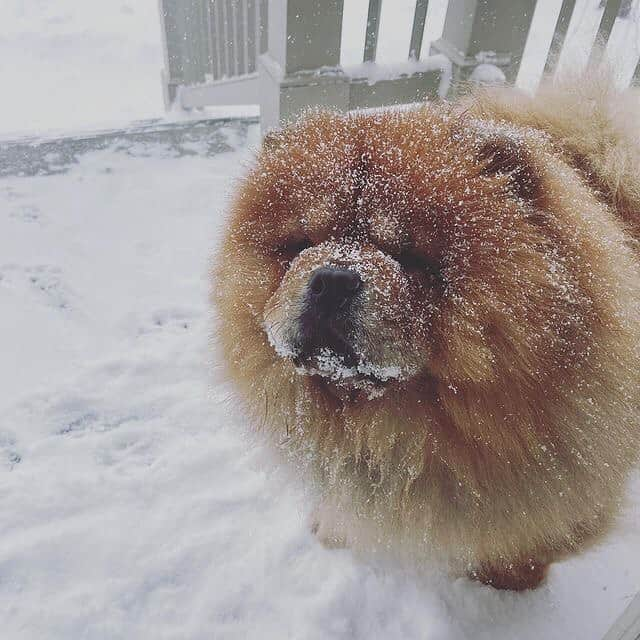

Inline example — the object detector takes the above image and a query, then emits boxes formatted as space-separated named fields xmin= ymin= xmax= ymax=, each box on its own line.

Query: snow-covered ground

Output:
xmin=1 ymin=118 xmax=640 ymax=640
xmin=1 ymin=1 xmax=640 ymax=638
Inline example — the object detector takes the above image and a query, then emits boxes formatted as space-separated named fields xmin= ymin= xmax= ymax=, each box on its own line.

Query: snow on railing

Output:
xmin=158 ymin=0 xmax=640 ymax=130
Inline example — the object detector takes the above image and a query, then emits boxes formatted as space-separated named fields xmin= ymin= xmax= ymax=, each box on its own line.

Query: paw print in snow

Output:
xmin=10 ymin=204 xmax=42 ymax=223
xmin=141 ymin=307 xmax=198 ymax=335
xmin=0 ymin=432 xmax=21 ymax=470
xmin=26 ymin=266 xmax=72 ymax=309
xmin=0 ymin=264 xmax=73 ymax=310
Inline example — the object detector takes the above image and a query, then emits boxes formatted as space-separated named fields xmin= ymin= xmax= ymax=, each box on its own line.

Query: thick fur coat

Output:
xmin=214 ymin=74 xmax=640 ymax=590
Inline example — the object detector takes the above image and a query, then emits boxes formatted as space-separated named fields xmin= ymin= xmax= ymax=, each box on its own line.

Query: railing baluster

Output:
xmin=233 ymin=0 xmax=243 ymax=75
xmin=363 ymin=0 xmax=382 ymax=63
xmin=588 ymin=0 xmax=623 ymax=66
xmin=204 ymin=0 xmax=214 ymax=78
xmin=259 ymin=0 xmax=268 ymax=54
xmin=246 ymin=0 xmax=257 ymax=74
xmin=159 ymin=0 xmax=183 ymax=83
xmin=232 ymin=0 xmax=240 ymax=76
xmin=409 ymin=0 xmax=429 ymax=60
xmin=221 ymin=0 xmax=230 ymax=77
xmin=198 ymin=0 xmax=211 ymax=80
xmin=242 ymin=0 xmax=250 ymax=74
xmin=212 ymin=0 xmax=223 ymax=79
xmin=158 ymin=0 xmax=181 ymax=105
xmin=182 ymin=0 xmax=207 ymax=84
xmin=205 ymin=0 xmax=214 ymax=78
xmin=543 ymin=0 xmax=576 ymax=75
xmin=225 ymin=0 xmax=235 ymax=77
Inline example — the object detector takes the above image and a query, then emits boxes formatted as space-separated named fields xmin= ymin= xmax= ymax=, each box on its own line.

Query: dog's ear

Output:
xmin=476 ymin=131 xmax=542 ymax=202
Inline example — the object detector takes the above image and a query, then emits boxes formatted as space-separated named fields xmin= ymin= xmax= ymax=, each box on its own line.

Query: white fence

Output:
xmin=159 ymin=0 xmax=639 ymax=130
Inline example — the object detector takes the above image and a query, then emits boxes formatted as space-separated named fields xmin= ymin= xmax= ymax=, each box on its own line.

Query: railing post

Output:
xmin=431 ymin=0 xmax=536 ymax=89
xmin=258 ymin=0 xmax=349 ymax=132
xmin=159 ymin=0 xmax=211 ymax=106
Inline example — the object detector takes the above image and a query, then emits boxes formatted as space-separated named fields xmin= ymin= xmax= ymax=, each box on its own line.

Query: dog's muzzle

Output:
xmin=293 ymin=266 xmax=362 ymax=367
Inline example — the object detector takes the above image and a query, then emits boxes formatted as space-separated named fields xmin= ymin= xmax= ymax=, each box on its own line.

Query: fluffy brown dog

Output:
xmin=215 ymin=75 xmax=640 ymax=591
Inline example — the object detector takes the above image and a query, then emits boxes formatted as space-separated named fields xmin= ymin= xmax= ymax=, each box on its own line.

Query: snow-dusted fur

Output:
xmin=214 ymin=74 xmax=640 ymax=591
xmin=462 ymin=71 xmax=640 ymax=243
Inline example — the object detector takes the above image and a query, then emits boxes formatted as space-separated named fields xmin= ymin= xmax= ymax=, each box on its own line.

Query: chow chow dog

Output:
xmin=214 ymin=73 xmax=640 ymax=590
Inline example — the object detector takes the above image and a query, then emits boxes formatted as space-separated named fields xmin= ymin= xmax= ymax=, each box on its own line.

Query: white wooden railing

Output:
xmin=158 ymin=0 xmax=639 ymax=131
xmin=158 ymin=0 xmax=266 ymax=109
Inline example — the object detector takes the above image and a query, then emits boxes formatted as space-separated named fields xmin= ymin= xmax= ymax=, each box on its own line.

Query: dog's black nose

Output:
xmin=307 ymin=267 xmax=361 ymax=314
xmin=294 ymin=267 xmax=362 ymax=366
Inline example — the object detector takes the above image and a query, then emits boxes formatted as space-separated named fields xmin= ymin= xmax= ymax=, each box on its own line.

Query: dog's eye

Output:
xmin=397 ymin=250 xmax=442 ymax=280
xmin=276 ymin=238 xmax=313 ymax=261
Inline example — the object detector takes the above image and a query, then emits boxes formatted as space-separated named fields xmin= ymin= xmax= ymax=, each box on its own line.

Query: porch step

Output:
xmin=0 ymin=117 xmax=258 ymax=178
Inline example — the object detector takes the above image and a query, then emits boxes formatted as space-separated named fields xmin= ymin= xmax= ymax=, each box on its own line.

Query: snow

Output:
xmin=343 ymin=55 xmax=452 ymax=97
xmin=0 ymin=0 xmax=164 ymax=137
xmin=1 ymin=116 xmax=639 ymax=640
xmin=296 ymin=346 xmax=411 ymax=400
xmin=1 ymin=0 xmax=640 ymax=638
xmin=469 ymin=63 xmax=507 ymax=85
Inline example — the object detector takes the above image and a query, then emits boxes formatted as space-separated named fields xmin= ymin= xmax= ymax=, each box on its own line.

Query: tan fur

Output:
xmin=460 ymin=71 xmax=640 ymax=242
xmin=214 ymin=75 xmax=640 ymax=590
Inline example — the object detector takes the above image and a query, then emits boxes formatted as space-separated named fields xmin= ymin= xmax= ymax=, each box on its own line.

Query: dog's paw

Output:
xmin=469 ymin=560 xmax=549 ymax=591
xmin=309 ymin=502 xmax=349 ymax=549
